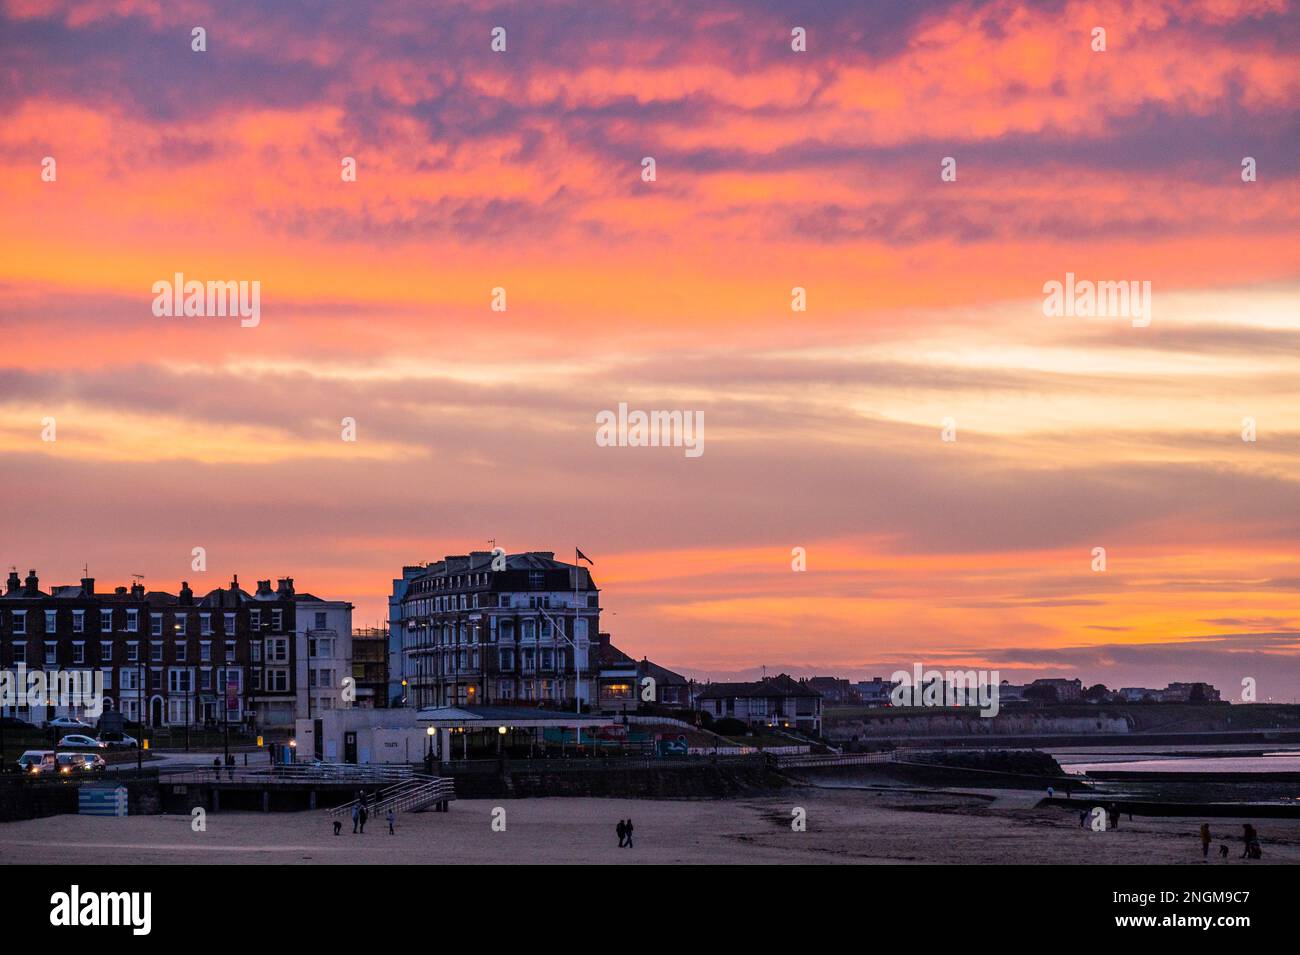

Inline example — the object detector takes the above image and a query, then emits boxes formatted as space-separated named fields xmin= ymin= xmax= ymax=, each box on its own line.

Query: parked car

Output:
xmin=16 ymin=750 xmax=56 ymax=774
xmin=56 ymin=734 xmax=105 ymax=749
xmin=98 ymin=733 xmax=139 ymax=749
xmin=0 ymin=716 xmax=34 ymax=729
xmin=48 ymin=716 xmax=94 ymax=730
xmin=57 ymin=752 xmax=106 ymax=774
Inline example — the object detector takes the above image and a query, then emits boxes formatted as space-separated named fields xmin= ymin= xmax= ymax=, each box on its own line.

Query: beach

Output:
xmin=2 ymin=786 xmax=1297 ymax=865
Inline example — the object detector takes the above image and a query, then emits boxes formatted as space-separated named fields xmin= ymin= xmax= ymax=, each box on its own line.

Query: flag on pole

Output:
xmin=575 ymin=548 xmax=594 ymax=565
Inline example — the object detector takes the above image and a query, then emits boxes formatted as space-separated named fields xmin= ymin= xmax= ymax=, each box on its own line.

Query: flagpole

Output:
xmin=574 ymin=547 xmax=581 ymax=720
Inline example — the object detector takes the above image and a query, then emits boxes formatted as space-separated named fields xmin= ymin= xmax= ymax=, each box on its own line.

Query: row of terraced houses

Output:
xmin=0 ymin=569 xmax=352 ymax=731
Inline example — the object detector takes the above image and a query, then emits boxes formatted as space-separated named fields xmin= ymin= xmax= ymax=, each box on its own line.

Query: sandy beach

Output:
xmin=2 ymin=786 xmax=1297 ymax=865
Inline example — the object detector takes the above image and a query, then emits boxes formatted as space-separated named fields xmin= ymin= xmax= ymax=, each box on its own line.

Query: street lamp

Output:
xmin=425 ymin=725 xmax=435 ymax=771
xmin=137 ymin=652 xmax=144 ymax=773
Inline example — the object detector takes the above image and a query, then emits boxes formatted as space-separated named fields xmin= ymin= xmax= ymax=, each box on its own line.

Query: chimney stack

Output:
xmin=179 ymin=581 xmax=193 ymax=605
xmin=24 ymin=569 xmax=39 ymax=595
xmin=81 ymin=577 xmax=95 ymax=596
xmin=5 ymin=571 xmax=19 ymax=595
xmin=130 ymin=580 xmax=145 ymax=598
xmin=276 ymin=577 xmax=295 ymax=598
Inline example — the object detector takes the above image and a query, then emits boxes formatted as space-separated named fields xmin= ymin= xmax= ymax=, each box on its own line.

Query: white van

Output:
xmin=17 ymin=750 xmax=56 ymax=774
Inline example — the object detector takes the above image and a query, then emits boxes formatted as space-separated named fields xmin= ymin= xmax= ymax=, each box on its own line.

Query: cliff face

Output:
xmin=826 ymin=713 xmax=1131 ymax=741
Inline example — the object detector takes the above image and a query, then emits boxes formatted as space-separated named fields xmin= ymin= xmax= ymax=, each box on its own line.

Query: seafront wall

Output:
xmin=827 ymin=713 xmax=1131 ymax=741
xmin=446 ymin=756 xmax=788 ymax=799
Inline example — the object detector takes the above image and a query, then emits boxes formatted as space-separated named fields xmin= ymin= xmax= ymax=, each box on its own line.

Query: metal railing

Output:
xmin=328 ymin=774 xmax=455 ymax=816
xmin=772 ymin=751 xmax=895 ymax=769
xmin=160 ymin=762 xmax=414 ymax=786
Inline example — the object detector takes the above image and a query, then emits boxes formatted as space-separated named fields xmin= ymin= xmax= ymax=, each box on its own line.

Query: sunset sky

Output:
xmin=2 ymin=0 xmax=1298 ymax=696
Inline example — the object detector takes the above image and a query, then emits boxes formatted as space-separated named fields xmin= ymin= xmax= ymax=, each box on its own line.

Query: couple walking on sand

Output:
xmin=616 ymin=818 xmax=635 ymax=848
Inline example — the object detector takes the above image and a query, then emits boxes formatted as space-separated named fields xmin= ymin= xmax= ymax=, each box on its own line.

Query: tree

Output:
xmin=1084 ymin=683 xmax=1110 ymax=702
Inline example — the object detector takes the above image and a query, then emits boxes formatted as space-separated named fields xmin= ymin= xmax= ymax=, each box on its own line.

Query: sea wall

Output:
xmin=448 ymin=758 xmax=787 ymax=799
xmin=827 ymin=713 xmax=1131 ymax=741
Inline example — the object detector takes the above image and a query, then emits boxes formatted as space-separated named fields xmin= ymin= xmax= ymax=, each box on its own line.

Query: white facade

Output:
xmin=295 ymin=708 xmax=425 ymax=764
xmin=295 ymin=599 xmax=353 ymax=721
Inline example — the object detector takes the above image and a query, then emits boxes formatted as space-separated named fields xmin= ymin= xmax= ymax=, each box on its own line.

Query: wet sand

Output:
xmin=1 ymin=787 xmax=1297 ymax=864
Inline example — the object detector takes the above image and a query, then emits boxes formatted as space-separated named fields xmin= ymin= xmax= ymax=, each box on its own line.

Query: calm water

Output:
xmin=1063 ymin=752 xmax=1300 ymax=775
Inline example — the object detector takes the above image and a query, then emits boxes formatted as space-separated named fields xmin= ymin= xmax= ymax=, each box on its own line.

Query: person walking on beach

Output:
xmin=616 ymin=820 xmax=627 ymax=847
xmin=351 ymin=803 xmax=360 ymax=834
xmin=387 ymin=809 xmax=395 ymax=835
xmin=624 ymin=818 xmax=634 ymax=848
xmin=1241 ymin=824 xmax=1261 ymax=859
xmin=1199 ymin=824 xmax=1211 ymax=859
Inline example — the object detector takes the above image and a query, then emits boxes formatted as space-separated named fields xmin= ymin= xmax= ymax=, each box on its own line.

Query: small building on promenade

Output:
xmin=416 ymin=704 xmax=615 ymax=763
xmin=294 ymin=707 xmax=425 ymax=765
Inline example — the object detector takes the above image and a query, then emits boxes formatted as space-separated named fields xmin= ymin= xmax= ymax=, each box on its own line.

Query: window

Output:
xmin=44 ymin=609 xmax=56 ymax=632
xmin=499 ymin=593 xmax=511 ymax=608
xmin=72 ymin=642 xmax=85 ymax=664
xmin=99 ymin=641 xmax=113 ymax=662
xmin=224 ymin=613 xmax=236 ymax=634
xmin=150 ymin=641 xmax=163 ymax=662
xmin=250 ymin=642 xmax=261 ymax=663
xmin=101 ymin=668 xmax=113 ymax=690
xmin=175 ymin=613 xmax=187 ymax=635
xmin=121 ymin=668 xmax=139 ymax=691
xmin=266 ymin=668 xmax=289 ymax=692
xmin=173 ymin=641 xmax=188 ymax=662
xmin=199 ymin=668 xmax=212 ymax=691
xmin=250 ymin=609 xmax=261 ymax=630
xmin=72 ymin=610 xmax=84 ymax=633
xmin=44 ymin=642 xmax=57 ymax=665
xmin=150 ymin=614 xmax=162 ymax=636
xmin=314 ymin=611 xmax=327 ymax=630
xmin=126 ymin=642 xmax=139 ymax=663
xmin=126 ymin=609 xmax=138 ymax=632
xmin=225 ymin=640 xmax=235 ymax=661
xmin=200 ymin=641 xmax=212 ymax=662
xmin=168 ymin=669 xmax=192 ymax=693
xmin=200 ymin=614 xmax=212 ymax=635
xmin=150 ymin=669 xmax=162 ymax=691
xmin=100 ymin=608 xmax=113 ymax=631
xmin=272 ymin=609 xmax=283 ymax=631
xmin=265 ymin=637 xmax=288 ymax=664
xmin=13 ymin=611 xmax=26 ymax=635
